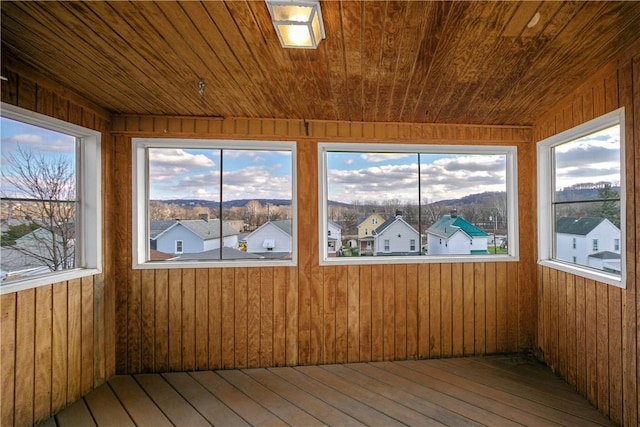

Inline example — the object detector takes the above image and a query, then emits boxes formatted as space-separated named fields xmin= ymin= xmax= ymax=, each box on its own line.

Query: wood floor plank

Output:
xmin=218 ymin=369 xmax=325 ymax=426
xmin=388 ymin=360 xmax=558 ymax=425
xmin=432 ymin=358 xmax=614 ymax=426
xmin=108 ymin=375 xmax=172 ymax=427
xmin=163 ymin=372 xmax=251 ymax=427
xmin=320 ymin=364 xmax=481 ymax=426
xmin=83 ymin=384 xmax=135 ymax=427
xmin=54 ymin=398 xmax=96 ymax=427
xmin=462 ymin=356 xmax=613 ymax=417
xmin=270 ymin=366 xmax=406 ymax=426
xmin=190 ymin=370 xmax=288 ymax=427
xmin=134 ymin=373 xmax=210 ymax=426
xmin=299 ymin=365 xmax=447 ymax=427
xmin=245 ymin=368 xmax=366 ymax=427
xmin=41 ymin=355 xmax=613 ymax=427
xmin=345 ymin=362 xmax=520 ymax=426
xmin=400 ymin=359 xmax=612 ymax=426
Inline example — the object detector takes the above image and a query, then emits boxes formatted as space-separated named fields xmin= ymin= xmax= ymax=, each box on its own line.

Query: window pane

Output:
xmin=420 ymin=153 xmax=507 ymax=256
xmin=326 ymin=151 xmax=419 ymax=257
xmin=1 ymin=117 xmax=78 ymax=282
xmin=148 ymin=148 xmax=221 ymax=262
xmin=552 ymin=125 xmax=620 ymax=202
xmin=323 ymin=149 xmax=511 ymax=259
xmin=142 ymin=143 xmax=294 ymax=265
xmin=551 ymin=124 xmax=621 ymax=276
xmin=222 ymin=150 xmax=293 ymax=260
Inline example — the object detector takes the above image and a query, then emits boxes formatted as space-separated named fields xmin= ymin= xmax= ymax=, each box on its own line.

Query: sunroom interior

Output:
xmin=0 ymin=1 xmax=639 ymax=426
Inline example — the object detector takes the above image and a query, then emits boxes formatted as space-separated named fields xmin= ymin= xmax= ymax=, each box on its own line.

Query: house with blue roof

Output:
xmin=426 ymin=210 xmax=489 ymax=255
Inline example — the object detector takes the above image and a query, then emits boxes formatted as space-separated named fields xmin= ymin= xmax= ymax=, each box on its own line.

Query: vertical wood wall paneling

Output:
xmin=534 ymin=45 xmax=639 ymax=425
xmin=15 ymin=289 xmax=35 ymax=425
xmin=621 ymin=50 xmax=639 ymax=427
xmin=34 ymin=285 xmax=53 ymax=419
xmin=1 ymin=294 xmax=16 ymax=427
xmin=1 ymin=64 xmax=112 ymax=426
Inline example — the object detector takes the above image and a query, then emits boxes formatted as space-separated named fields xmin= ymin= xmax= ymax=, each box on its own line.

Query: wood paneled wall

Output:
xmin=0 ymin=60 xmax=116 ymax=425
xmin=110 ymin=116 xmax=537 ymax=374
xmin=533 ymin=42 xmax=639 ymax=426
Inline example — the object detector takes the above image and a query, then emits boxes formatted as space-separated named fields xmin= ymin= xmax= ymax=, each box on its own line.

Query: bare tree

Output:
xmin=1 ymin=146 xmax=76 ymax=272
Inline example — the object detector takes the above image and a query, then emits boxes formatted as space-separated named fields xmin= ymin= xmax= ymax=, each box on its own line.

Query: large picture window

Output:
xmin=0 ymin=103 xmax=101 ymax=293
xmin=318 ymin=143 xmax=518 ymax=264
xmin=537 ymin=108 xmax=625 ymax=288
xmin=132 ymin=139 xmax=296 ymax=268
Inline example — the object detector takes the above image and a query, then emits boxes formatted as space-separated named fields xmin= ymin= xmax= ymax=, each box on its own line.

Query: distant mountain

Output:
xmin=430 ymin=191 xmax=506 ymax=207
xmin=153 ymin=198 xmax=353 ymax=209
xmin=152 ymin=198 xmax=292 ymax=209
xmin=554 ymin=186 xmax=621 ymax=203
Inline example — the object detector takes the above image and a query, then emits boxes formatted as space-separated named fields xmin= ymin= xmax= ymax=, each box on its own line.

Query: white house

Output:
xmin=151 ymin=219 xmax=239 ymax=255
xmin=360 ymin=213 xmax=420 ymax=256
xmin=426 ymin=211 xmax=489 ymax=255
xmin=243 ymin=219 xmax=292 ymax=257
xmin=327 ymin=220 xmax=342 ymax=255
xmin=556 ymin=217 xmax=621 ymax=272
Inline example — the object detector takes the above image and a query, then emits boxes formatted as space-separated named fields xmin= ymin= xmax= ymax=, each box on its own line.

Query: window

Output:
xmin=319 ymin=143 xmax=518 ymax=264
xmin=133 ymin=139 xmax=296 ymax=268
xmin=1 ymin=103 xmax=101 ymax=293
xmin=537 ymin=108 xmax=625 ymax=288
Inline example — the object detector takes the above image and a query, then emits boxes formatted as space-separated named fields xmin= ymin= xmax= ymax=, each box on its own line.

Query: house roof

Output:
xmin=588 ymin=251 xmax=621 ymax=260
xmin=328 ymin=220 xmax=342 ymax=230
xmin=270 ymin=219 xmax=293 ymax=236
xmin=356 ymin=214 xmax=385 ymax=228
xmin=427 ymin=214 xmax=489 ymax=239
xmin=372 ymin=216 xmax=419 ymax=237
xmin=556 ymin=217 xmax=606 ymax=235
xmin=151 ymin=219 xmax=238 ymax=240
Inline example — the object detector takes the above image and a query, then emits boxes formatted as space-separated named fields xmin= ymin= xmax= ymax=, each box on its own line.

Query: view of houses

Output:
xmin=1 ymin=197 xmax=622 ymax=277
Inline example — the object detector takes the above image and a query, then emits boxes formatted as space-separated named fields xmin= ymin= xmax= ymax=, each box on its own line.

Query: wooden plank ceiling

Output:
xmin=1 ymin=1 xmax=639 ymax=126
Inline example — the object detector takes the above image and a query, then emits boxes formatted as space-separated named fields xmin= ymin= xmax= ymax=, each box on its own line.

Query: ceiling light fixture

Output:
xmin=265 ymin=0 xmax=325 ymax=49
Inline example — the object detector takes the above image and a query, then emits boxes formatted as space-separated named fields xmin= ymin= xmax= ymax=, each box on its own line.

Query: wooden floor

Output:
xmin=40 ymin=355 xmax=614 ymax=427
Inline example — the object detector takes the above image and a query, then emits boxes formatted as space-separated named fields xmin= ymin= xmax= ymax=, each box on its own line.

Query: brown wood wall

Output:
xmin=0 ymin=60 xmax=116 ymax=426
xmin=109 ymin=116 xmax=537 ymax=375
xmin=533 ymin=42 xmax=639 ymax=426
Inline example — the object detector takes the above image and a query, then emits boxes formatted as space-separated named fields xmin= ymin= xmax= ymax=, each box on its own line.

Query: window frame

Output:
xmin=318 ymin=142 xmax=519 ymax=265
xmin=132 ymin=138 xmax=297 ymax=269
xmin=0 ymin=103 xmax=102 ymax=294
xmin=536 ymin=107 xmax=626 ymax=288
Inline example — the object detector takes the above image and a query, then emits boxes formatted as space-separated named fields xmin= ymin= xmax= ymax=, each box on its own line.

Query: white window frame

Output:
xmin=537 ymin=108 xmax=625 ymax=288
xmin=318 ymin=143 xmax=519 ymax=265
xmin=0 ymin=103 xmax=102 ymax=294
xmin=132 ymin=138 xmax=297 ymax=269
xmin=175 ymin=240 xmax=183 ymax=254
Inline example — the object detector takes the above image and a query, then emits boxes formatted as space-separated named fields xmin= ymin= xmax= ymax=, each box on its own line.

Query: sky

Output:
xmin=1 ymin=117 xmax=621 ymax=204
xmin=553 ymin=125 xmax=621 ymax=190
xmin=326 ymin=151 xmax=508 ymax=204
xmin=148 ymin=148 xmax=292 ymax=201
xmin=1 ymin=117 xmax=76 ymax=198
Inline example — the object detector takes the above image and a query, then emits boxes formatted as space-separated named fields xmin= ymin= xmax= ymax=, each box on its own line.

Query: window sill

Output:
xmin=537 ymin=259 xmax=625 ymax=288
xmin=0 ymin=268 xmax=102 ymax=295
xmin=321 ymin=253 xmax=519 ymax=266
